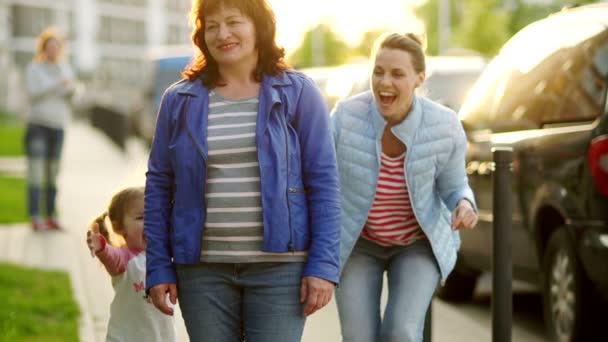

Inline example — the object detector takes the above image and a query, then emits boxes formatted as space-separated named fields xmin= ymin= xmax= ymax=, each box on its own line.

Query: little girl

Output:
xmin=86 ymin=186 xmax=175 ymax=342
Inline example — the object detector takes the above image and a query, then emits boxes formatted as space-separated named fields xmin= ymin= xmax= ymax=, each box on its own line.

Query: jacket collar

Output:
xmin=176 ymin=72 xmax=292 ymax=97
xmin=175 ymin=72 xmax=292 ymax=160
xmin=371 ymin=95 xmax=423 ymax=146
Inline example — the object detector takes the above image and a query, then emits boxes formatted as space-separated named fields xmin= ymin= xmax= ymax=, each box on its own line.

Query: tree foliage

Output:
xmin=288 ymin=23 xmax=350 ymax=68
xmin=354 ymin=29 xmax=387 ymax=58
xmin=414 ymin=0 xmax=601 ymax=57
xmin=452 ymin=0 xmax=510 ymax=56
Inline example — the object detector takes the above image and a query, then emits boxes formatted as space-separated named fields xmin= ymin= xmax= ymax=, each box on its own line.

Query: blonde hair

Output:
xmin=90 ymin=186 xmax=144 ymax=247
xmin=34 ymin=27 xmax=65 ymax=63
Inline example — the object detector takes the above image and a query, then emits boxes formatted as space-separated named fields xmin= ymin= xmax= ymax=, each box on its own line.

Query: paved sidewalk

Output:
xmin=0 ymin=156 xmax=25 ymax=177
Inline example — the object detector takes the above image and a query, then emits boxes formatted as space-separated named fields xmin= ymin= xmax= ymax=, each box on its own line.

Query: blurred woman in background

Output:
xmin=25 ymin=27 xmax=76 ymax=231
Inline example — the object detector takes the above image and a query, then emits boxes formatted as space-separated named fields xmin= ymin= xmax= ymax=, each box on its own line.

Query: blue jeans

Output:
xmin=24 ymin=123 xmax=64 ymax=217
xmin=336 ymin=238 xmax=440 ymax=342
xmin=176 ymin=262 xmax=306 ymax=342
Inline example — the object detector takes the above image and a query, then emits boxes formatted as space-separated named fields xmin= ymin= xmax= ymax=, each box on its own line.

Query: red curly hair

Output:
xmin=182 ymin=0 xmax=289 ymax=87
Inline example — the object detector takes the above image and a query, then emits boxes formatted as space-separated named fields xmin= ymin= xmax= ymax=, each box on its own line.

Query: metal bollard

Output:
xmin=423 ymin=303 xmax=432 ymax=342
xmin=492 ymin=147 xmax=513 ymax=342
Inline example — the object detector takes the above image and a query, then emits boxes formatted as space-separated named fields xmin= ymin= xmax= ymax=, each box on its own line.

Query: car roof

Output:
xmin=426 ymin=56 xmax=487 ymax=74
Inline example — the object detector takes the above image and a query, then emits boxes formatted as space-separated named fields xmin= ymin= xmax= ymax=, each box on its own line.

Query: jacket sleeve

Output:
xmin=144 ymin=89 xmax=177 ymax=292
xmin=96 ymin=246 xmax=133 ymax=276
xmin=436 ymin=115 xmax=477 ymax=212
xmin=293 ymin=77 xmax=341 ymax=284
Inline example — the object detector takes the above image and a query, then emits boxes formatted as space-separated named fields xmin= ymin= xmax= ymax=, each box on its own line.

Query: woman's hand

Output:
xmin=300 ymin=276 xmax=335 ymax=316
xmin=86 ymin=223 xmax=106 ymax=257
xmin=451 ymin=199 xmax=478 ymax=230
xmin=149 ymin=283 xmax=177 ymax=316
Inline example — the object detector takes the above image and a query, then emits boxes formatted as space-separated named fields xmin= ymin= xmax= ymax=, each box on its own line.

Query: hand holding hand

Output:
xmin=149 ymin=283 xmax=177 ymax=316
xmin=300 ymin=276 xmax=335 ymax=316
xmin=86 ymin=223 xmax=107 ymax=257
xmin=451 ymin=199 xmax=478 ymax=230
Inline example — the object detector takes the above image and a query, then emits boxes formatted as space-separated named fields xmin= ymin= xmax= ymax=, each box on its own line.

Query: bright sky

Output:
xmin=268 ymin=0 xmax=426 ymax=54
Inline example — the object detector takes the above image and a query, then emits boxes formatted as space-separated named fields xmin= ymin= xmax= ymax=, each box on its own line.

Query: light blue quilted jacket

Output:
xmin=331 ymin=91 xmax=477 ymax=282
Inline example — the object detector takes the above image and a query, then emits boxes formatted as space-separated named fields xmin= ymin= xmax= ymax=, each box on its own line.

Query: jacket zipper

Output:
xmin=391 ymin=127 xmax=446 ymax=286
xmin=281 ymin=111 xmax=295 ymax=252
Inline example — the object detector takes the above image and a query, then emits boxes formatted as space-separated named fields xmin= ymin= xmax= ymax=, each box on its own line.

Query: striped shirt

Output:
xmin=361 ymin=152 xmax=426 ymax=246
xmin=201 ymin=91 xmax=307 ymax=263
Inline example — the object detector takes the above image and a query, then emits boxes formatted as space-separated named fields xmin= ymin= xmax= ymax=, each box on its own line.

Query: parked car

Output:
xmin=131 ymin=45 xmax=193 ymax=143
xmin=444 ymin=4 xmax=608 ymax=341
xmin=299 ymin=65 xmax=343 ymax=111
xmin=341 ymin=55 xmax=487 ymax=112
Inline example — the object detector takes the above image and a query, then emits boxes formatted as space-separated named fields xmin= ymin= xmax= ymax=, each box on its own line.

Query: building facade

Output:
xmin=0 ymin=0 xmax=192 ymax=115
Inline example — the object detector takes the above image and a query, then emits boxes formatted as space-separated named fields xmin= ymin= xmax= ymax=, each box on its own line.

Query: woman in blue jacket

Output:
xmin=144 ymin=0 xmax=340 ymax=341
xmin=332 ymin=33 xmax=478 ymax=342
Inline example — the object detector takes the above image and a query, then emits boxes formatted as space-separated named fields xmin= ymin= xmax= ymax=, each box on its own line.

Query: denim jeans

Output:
xmin=176 ymin=262 xmax=306 ymax=342
xmin=24 ymin=123 xmax=64 ymax=217
xmin=336 ymin=238 xmax=440 ymax=342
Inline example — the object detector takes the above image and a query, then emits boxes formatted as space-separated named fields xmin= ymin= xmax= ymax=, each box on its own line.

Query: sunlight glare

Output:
xmin=268 ymin=0 xmax=425 ymax=53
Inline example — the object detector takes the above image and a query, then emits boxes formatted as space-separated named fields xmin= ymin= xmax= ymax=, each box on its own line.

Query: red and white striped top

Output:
xmin=361 ymin=152 xmax=426 ymax=246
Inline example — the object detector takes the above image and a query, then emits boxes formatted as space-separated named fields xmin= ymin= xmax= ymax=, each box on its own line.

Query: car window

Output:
xmin=550 ymin=33 xmax=608 ymax=124
xmin=460 ymin=15 xmax=608 ymax=132
xmin=424 ymin=71 xmax=482 ymax=110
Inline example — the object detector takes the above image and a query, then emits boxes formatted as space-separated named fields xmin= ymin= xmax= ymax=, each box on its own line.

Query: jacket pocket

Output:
xmin=288 ymin=188 xmax=310 ymax=250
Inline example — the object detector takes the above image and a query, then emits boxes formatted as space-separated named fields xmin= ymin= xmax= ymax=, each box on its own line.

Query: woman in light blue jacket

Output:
xmin=331 ymin=32 xmax=479 ymax=342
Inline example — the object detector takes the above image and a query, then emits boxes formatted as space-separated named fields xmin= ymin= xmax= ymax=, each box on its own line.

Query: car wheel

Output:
xmin=436 ymin=262 xmax=478 ymax=302
xmin=542 ymin=227 xmax=602 ymax=341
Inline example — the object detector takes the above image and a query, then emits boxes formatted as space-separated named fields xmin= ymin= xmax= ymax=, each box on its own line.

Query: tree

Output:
xmin=413 ymin=0 xmax=598 ymax=57
xmin=509 ymin=0 xmax=598 ymax=35
xmin=413 ymin=0 xmax=461 ymax=55
xmin=288 ymin=23 xmax=351 ymax=68
xmin=452 ymin=0 xmax=511 ymax=56
xmin=354 ymin=29 xmax=387 ymax=58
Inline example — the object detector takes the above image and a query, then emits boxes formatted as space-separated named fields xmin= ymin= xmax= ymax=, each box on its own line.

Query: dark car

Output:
xmin=442 ymin=4 xmax=608 ymax=341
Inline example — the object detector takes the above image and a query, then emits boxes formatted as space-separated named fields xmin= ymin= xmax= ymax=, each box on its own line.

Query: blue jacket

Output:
xmin=331 ymin=91 xmax=477 ymax=282
xmin=144 ymin=71 xmax=341 ymax=291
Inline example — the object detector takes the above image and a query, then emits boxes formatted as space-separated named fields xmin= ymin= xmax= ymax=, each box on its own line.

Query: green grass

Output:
xmin=0 ymin=111 xmax=24 ymax=156
xmin=0 ymin=176 xmax=28 ymax=224
xmin=0 ymin=124 xmax=24 ymax=156
xmin=0 ymin=262 xmax=80 ymax=342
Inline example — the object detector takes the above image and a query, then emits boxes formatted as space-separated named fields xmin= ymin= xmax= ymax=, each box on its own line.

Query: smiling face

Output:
xmin=371 ymin=48 xmax=425 ymax=125
xmin=120 ymin=196 xmax=145 ymax=251
xmin=204 ymin=5 xmax=258 ymax=73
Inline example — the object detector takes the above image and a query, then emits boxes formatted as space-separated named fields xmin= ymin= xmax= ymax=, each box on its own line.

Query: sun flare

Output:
xmin=268 ymin=0 xmax=425 ymax=54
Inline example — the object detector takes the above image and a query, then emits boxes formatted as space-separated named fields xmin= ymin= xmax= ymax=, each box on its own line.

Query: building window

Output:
xmin=168 ymin=25 xmax=190 ymax=45
xmin=98 ymin=16 xmax=145 ymax=44
xmin=11 ymin=5 xmax=54 ymax=38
